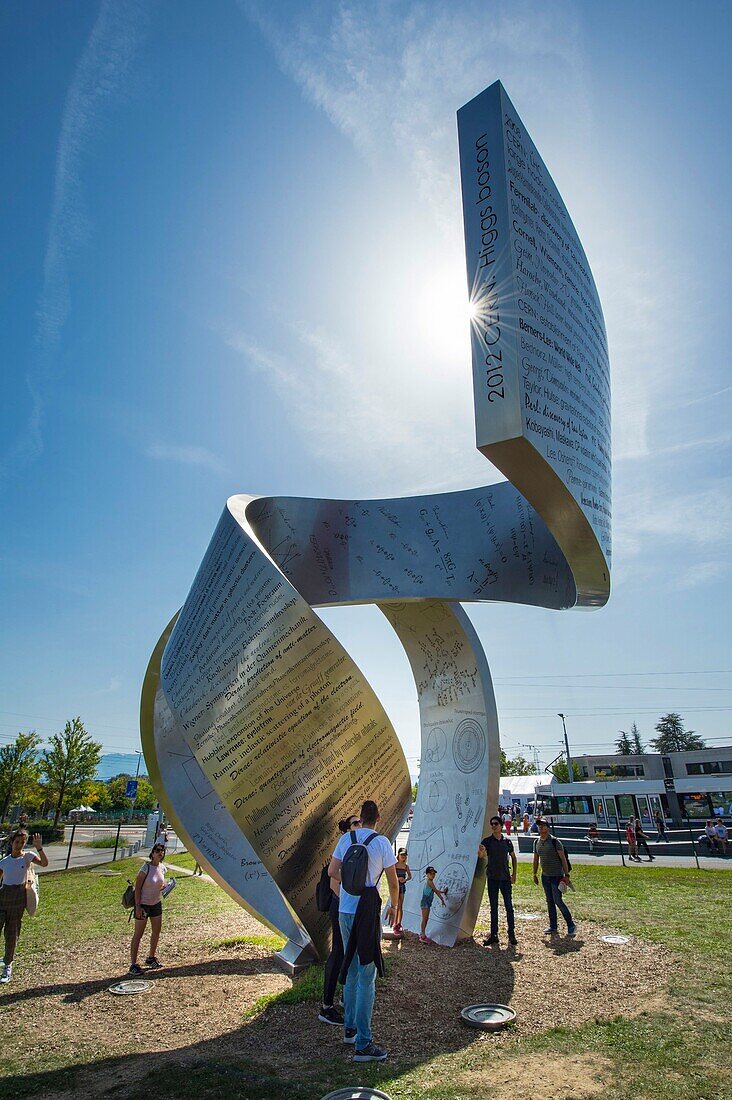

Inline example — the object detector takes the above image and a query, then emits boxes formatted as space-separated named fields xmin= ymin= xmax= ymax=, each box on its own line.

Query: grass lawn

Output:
xmin=1 ymin=860 xmax=730 ymax=1100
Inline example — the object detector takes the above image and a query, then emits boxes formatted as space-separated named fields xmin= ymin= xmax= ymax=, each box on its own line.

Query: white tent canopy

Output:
xmin=499 ymin=775 xmax=542 ymax=804
xmin=68 ymin=806 xmax=97 ymax=814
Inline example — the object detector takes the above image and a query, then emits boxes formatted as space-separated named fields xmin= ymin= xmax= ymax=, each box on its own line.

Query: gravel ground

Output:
xmin=2 ymin=905 xmax=670 ymax=1097
xmin=239 ymin=915 xmax=669 ymax=1069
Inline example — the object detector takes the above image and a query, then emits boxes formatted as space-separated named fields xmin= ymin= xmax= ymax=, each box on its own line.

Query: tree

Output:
xmin=629 ymin=722 xmax=645 ymax=755
xmin=88 ymin=780 xmax=112 ymax=812
xmin=0 ymin=732 xmax=42 ymax=821
xmin=615 ymin=730 xmax=633 ymax=755
xmin=650 ymin=713 xmax=705 ymax=754
xmin=42 ymin=718 xmax=102 ymax=826
xmin=549 ymin=754 xmax=570 ymax=783
xmin=500 ymin=750 xmax=536 ymax=776
xmin=134 ymin=777 xmax=156 ymax=812
xmin=17 ymin=775 xmax=47 ymax=817
xmin=106 ymin=774 xmax=155 ymax=812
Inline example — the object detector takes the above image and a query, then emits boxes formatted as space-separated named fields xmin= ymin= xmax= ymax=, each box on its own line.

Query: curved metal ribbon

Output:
xmin=141 ymin=483 xmax=583 ymax=954
xmin=141 ymin=80 xmax=611 ymax=960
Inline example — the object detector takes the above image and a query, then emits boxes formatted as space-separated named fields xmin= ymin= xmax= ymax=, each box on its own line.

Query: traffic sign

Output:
xmin=125 ymin=779 xmax=139 ymax=799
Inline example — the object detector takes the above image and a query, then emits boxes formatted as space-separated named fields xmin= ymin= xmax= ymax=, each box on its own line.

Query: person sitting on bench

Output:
xmin=584 ymin=821 xmax=602 ymax=853
xmin=714 ymin=819 xmax=728 ymax=856
xmin=703 ymin=819 xmax=719 ymax=852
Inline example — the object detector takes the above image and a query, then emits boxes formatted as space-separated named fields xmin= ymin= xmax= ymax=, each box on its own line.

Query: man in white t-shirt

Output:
xmin=328 ymin=799 xmax=398 ymax=1063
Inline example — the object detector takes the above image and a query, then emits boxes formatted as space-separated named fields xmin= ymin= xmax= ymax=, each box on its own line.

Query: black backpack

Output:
xmin=122 ymin=863 xmax=149 ymax=920
xmin=315 ymin=864 xmax=333 ymax=912
xmin=340 ymin=831 xmax=379 ymax=896
xmin=551 ymin=836 xmax=572 ymax=872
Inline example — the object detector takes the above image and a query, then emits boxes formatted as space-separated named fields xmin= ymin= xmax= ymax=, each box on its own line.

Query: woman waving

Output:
xmin=0 ymin=830 xmax=49 ymax=983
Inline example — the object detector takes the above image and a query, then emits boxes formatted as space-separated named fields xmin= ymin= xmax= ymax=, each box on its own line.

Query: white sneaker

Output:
xmin=0 ymin=964 xmax=12 ymax=984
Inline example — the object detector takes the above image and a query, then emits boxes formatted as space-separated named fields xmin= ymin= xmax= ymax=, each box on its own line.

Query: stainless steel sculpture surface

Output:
xmin=141 ymin=80 xmax=611 ymax=962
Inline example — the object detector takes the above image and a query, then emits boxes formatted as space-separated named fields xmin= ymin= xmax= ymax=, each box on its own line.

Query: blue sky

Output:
xmin=2 ymin=0 xmax=731 ymax=772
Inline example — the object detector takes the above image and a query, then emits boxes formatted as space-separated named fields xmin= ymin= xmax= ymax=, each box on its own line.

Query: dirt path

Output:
xmin=2 ymin=908 xmax=670 ymax=1098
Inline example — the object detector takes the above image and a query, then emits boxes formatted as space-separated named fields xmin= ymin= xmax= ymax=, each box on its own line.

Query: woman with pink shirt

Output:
xmin=129 ymin=843 xmax=167 ymax=974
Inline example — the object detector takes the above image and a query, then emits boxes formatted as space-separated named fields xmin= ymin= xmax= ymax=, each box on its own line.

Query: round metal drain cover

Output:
xmin=108 ymin=979 xmax=154 ymax=996
xmin=320 ymin=1090 xmax=393 ymax=1100
xmin=601 ymin=934 xmax=630 ymax=945
xmin=461 ymin=1003 xmax=516 ymax=1030
xmin=516 ymin=912 xmax=542 ymax=921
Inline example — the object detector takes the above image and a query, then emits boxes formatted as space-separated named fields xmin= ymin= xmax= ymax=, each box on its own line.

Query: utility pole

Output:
xmin=520 ymin=744 xmax=543 ymax=777
xmin=557 ymin=713 xmax=575 ymax=782
xmin=521 ymin=744 xmax=545 ymax=818
xmin=128 ymin=750 xmax=143 ymax=823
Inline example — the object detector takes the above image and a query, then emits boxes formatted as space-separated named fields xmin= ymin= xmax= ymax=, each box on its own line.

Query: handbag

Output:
xmin=25 ymin=862 xmax=39 ymax=916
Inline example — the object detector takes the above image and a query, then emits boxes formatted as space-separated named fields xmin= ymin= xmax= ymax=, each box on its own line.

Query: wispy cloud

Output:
xmin=242 ymin=0 xmax=589 ymax=234
xmin=674 ymin=561 xmax=730 ymax=590
xmin=234 ymin=0 xmax=591 ymax=493
xmin=146 ymin=443 xmax=228 ymax=476
xmin=615 ymin=475 xmax=732 ymax=589
xmin=238 ymin=0 xmax=727 ymax=587
xmin=228 ymin=325 xmax=445 ymax=484
xmin=94 ymin=675 xmax=123 ymax=696
xmin=1 ymin=1 xmax=146 ymax=484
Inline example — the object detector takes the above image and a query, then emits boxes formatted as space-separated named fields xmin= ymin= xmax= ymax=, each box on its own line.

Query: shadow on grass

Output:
xmin=3 ymin=937 xmax=517 ymax=1099
xmin=0 ymin=956 xmax=277 ymax=1007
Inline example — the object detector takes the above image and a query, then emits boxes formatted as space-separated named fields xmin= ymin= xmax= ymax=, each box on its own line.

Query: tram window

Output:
xmin=555 ymin=796 xmax=592 ymax=815
xmin=680 ymin=793 xmax=709 ymax=819
xmin=710 ymin=791 xmax=732 ymax=816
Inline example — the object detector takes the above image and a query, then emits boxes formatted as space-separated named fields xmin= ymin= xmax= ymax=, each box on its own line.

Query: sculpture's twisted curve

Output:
xmin=141 ymin=81 xmax=611 ymax=964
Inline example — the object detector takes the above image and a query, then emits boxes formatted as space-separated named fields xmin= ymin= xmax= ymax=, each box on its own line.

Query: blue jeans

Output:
xmin=339 ymin=912 xmax=377 ymax=1049
xmin=487 ymin=878 xmax=515 ymax=936
xmin=541 ymin=874 xmax=574 ymax=930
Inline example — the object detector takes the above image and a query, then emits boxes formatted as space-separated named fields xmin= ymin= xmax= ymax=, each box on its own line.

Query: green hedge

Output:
xmin=5 ymin=819 xmax=65 ymax=843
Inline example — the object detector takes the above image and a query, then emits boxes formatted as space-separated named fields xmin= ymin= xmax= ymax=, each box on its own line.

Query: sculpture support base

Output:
xmin=274 ymin=939 xmax=319 ymax=977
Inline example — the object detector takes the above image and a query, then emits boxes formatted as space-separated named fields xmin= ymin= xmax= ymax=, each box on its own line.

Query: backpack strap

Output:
xmin=551 ymin=836 xmax=569 ymax=865
xmin=363 ymin=832 xmax=378 ymax=847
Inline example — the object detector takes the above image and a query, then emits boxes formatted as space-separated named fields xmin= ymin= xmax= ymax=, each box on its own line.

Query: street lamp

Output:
xmin=128 ymin=750 xmax=143 ymax=822
xmin=557 ymin=713 xmax=575 ymax=783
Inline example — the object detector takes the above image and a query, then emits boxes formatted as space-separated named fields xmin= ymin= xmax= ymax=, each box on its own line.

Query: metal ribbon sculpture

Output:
xmin=141 ymin=82 xmax=611 ymax=968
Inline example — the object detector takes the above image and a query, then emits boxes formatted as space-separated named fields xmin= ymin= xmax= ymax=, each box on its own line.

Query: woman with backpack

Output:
xmin=318 ymin=815 xmax=360 ymax=1026
xmin=129 ymin=842 xmax=168 ymax=974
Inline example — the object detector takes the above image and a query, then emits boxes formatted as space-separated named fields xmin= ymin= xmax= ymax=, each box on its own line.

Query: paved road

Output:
xmin=394 ymin=827 xmax=729 ymax=871
xmin=29 ymin=825 xmax=730 ymax=876
xmin=34 ymin=829 xmax=184 ymax=875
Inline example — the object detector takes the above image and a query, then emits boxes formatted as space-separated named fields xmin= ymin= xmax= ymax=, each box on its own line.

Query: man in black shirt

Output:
xmin=478 ymin=815 xmax=518 ymax=945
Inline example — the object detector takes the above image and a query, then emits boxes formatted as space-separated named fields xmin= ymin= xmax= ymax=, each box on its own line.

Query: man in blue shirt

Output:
xmin=328 ymin=800 xmax=399 ymax=1062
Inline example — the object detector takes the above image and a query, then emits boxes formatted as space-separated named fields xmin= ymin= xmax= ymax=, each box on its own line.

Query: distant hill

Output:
xmin=96 ymin=754 xmax=148 ymax=781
